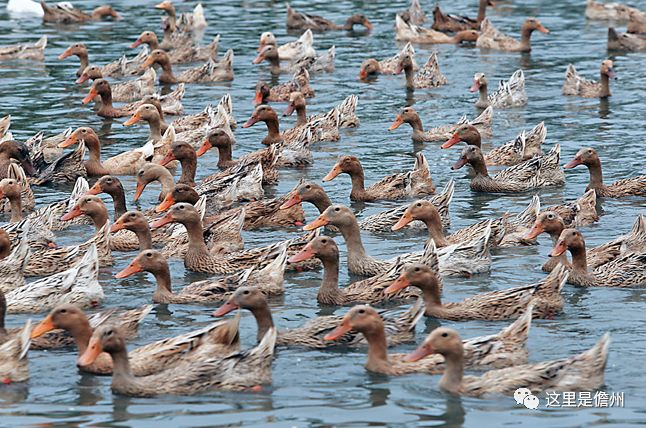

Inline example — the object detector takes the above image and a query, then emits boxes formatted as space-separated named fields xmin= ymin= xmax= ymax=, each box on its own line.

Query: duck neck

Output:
xmin=317 ymin=254 xmax=343 ymax=304
xmin=89 ymin=211 xmax=109 ymax=231
xmin=185 ymin=217 xmax=209 ymax=256
xmin=262 ymin=116 xmax=283 ymax=146
xmin=348 ymin=170 xmax=367 ymax=200
xmin=108 ymin=189 xmax=127 ymax=219
xmin=68 ymin=318 xmax=93 ymax=354
xmin=338 ymin=219 xmax=369 ymax=263
xmin=600 ymin=73 xmax=611 ymax=97
xmin=146 ymin=115 xmax=164 ymax=142
xmin=295 ymin=105 xmax=307 ymax=127
xmin=404 ymin=64 xmax=415 ymax=89
xmin=586 ymin=160 xmax=605 ymax=192
xmin=77 ymin=52 xmax=89 ymax=77
xmin=8 ymin=195 xmax=22 ymax=222
xmin=569 ymin=243 xmax=589 ymax=274
xmin=439 ymin=348 xmax=465 ymax=394
xmin=97 ymin=90 xmax=114 ymax=115
xmin=268 ymin=56 xmax=281 ymax=75
xmin=109 ymin=347 xmax=135 ymax=387
xmin=84 ymin=138 xmax=110 ymax=176
xmin=478 ymin=82 xmax=488 ymax=105
xmin=520 ymin=27 xmax=534 ymax=51
xmin=130 ymin=224 xmax=153 ymax=251
xmin=178 ymin=157 xmax=196 ymax=186
xmin=363 ymin=327 xmax=390 ymax=373
xmin=309 ymin=193 xmax=332 ymax=214
xmin=421 ymin=280 xmax=443 ymax=311
xmin=159 ymin=62 xmax=177 ymax=85
xmin=216 ymin=143 xmax=234 ymax=168
xmin=421 ymin=215 xmax=449 ymax=247
xmin=151 ymin=264 xmax=174 ymax=302
xmin=470 ymin=157 xmax=489 ymax=177
xmin=250 ymin=303 xmax=275 ymax=343
xmin=477 ymin=0 xmax=488 ymax=22
xmin=158 ymin=175 xmax=176 ymax=200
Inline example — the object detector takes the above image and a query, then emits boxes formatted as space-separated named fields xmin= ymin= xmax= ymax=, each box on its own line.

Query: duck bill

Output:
xmin=322 ymin=164 xmax=342 ymax=182
xmin=538 ymin=25 xmax=550 ymax=34
xmin=283 ymin=103 xmax=296 ymax=116
xmin=550 ymin=240 xmax=567 ymax=257
xmin=257 ymin=42 xmax=265 ymax=52
xmin=469 ymin=80 xmax=480 ymax=92
xmin=279 ymin=192 xmax=301 ymax=210
xmin=31 ymin=315 xmax=56 ymax=339
xmin=524 ymin=222 xmax=544 ymax=240
xmin=110 ymin=219 xmax=126 ymax=233
xmin=564 ymin=157 xmax=582 ymax=169
xmin=61 ymin=205 xmax=83 ymax=221
xmin=196 ymin=139 xmax=211 ymax=157
xmin=130 ymin=38 xmax=143 ymax=49
xmin=58 ymin=47 xmax=73 ymax=60
xmin=115 ymin=260 xmax=143 ymax=278
xmin=133 ymin=182 xmax=145 ymax=202
xmin=388 ymin=115 xmax=404 ymax=131
xmin=82 ymin=87 xmax=99 ymax=105
xmin=151 ymin=212 xmax=174 ymax=229
xmin=212 ymin=299 xmax=239 ymax=317
xmin=77 ymin=336 xmax=103 ymax=367
xmin=405 ymin=343 xmax=434 ymax=362
xmin=76 ymin=73 xmax=90 ymax=84
xmin=0 ymin=190 xmax=6 ymax=200
xmin=363 ymin=20 xmax=373 ymax=31
xmin=385 ymin=274 xmax=411 ymax=294
xmin=324 ymin=319 xmax=352 ymax=341
xmin=303 ymin=215 xmax=329 ymax=231
xmin=156 ymin=194 xmax=175 ymax=213
xmin=391 ymin=213 xmax=413 ymax=231
xmin=253 ymin=91 xmax=264 ymax=105
xmin=86 ymin=182 xmax=103 ymax=196
xmin=358 ymin=68 xmax=368 ymax=80
xmin=441 ymin=133 xmax=461 ymax=149
xmin=487 ymin=0 xmax=496 ymax=6
xmin=243 ymin=115 xmax=258 ymax=128
xmin=252 ymin=52 xmax=265 ymax=65
xmin=288 ymin=242 xmax=315 ymax=263
xmin=607 ymin=69 xmax=617 ymax=79
xmin=59 ymin=133 xmax=78 ymax=148
xmin=123 ymin=112 xmax=141 ymax=127
xmin=451 ymin=157 xmax=468 ymax=170
xmin=158 ymin=151 xmax=176 ymax=166
xmin=141 ymin=55 xmax=155 ymax=70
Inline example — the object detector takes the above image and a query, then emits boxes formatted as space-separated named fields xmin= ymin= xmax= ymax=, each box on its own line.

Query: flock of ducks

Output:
xmin=0 ymin=0 xmax=645 ymax=402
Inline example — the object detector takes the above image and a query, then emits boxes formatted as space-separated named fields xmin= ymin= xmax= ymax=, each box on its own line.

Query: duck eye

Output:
xmin=243 ymin=290 xmax=250 ymax=295
xmin=416 ymin=203 xmax=421 ymax=207
xmin=358 ymin=309 xmax=365 ymax=314
xmin=60 ymin=308 xmax=67 ymax=313
xmin=321 ymin=239 xmax=327 ymax=243
xmin=441 ymin=332 xmax=448 ymax=337
xmin=179 ymin=205 xmax=185 ymax=210
xmin=81 ymin=129 xmax=87 ymax=133
xmin=106 ymin=330 xmax=113 ymax=336
xmin=334 ymin=207 xmax=340 ymax=212
xmin=414 ymin=267 xmax=420 ymax=272
xmin=547 ymin=214 xmax=554 ymax=219
xmin=305 ymin=185 xmax=311 ymax=189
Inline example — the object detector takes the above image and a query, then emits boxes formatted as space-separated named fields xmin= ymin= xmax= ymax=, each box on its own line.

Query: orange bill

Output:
xmin=252 ymin=52 xmax=265 ymax=64
xmin=86 ymin=182 xmax=103 ymax=196
xmin=133 ymin=182 xmax=145 ymax=202
xmin=322 ymin=164 xmax=342 ymax=182
xmin=76 ymin=73 xmax=90 ymax=84
xmin=212 ymin=298 xmax=239 ymax=317
xmin=61 ymin=205 xmax=83 ymax=221
xmin=385 ymin=274 xmax=411 ymax=295
xmin=58 ymin=47 xmax=73 ymax=60
xmin=243 ymin=115 xmax=258 ymax=128
xmin=441 ymin=132 xmax=462 ymax=149
xmin=158 ymin=151 xmax=176 ymax=166
xmin=564 ymin=157 xmax=582 ymax=169
xmin=405 ymin=343 xmax=434 ymax=362
xmin=31 ymin=315 xmax=56 ymax=339
xmin=358 ymin=68 xmax=368 ymax=80
xmin=323 ymin=319 xmax=352 ymax=341
xmin=279 ymin=192 xmax=301 ymax=210
xmin=115 ymin=259 xmax=143 ymax=278
xmin=550 ymin=240 xmax=567 ymax=257
xmin=451 ymin=156 xmax=468 ymax=170
xmin=363 ymin=20 xmax=373 ymax=31
xmin=538 ymin=25 xmax=550 ymax=34
xmin=77 ymin=336 xmax=103 ymax=366
xmin=141 ymin=55 xmax=155 ymax=70
xmin=253 ymin=91 xmax=263 ymax=105
xmin=82 ymin=87 xmax=99 ymax=105
xmin=391 ymin=212 xmax=412 ymax=231
xmin=388 ymin=114 xmax=404 ymax=131
xmin=59 ymin=132 xmax=78 ymax=148
xmin=196 ymin=139 xmax=211 ymax=157
xmin=524 ymin=221 xmax=544 ymax=240
xmin=110 ymin=219 xmax=126 ymax=233
xmin=303 ymin=215 xmax=329 ymax=231
xmin=156 ymin=193 xmax=175 ymax=213
xmin=123 ymin=112 xmax=141 ymax=127
xmin=130 ymin=38 xmax=142 ymax=49
xmin=288 ymin=242 xmax=316 ymax=263
xmin=151 ymin=212 xmax=174 ymax=229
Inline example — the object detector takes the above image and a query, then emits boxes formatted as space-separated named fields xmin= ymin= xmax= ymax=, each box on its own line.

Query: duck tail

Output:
xmin=472 ymin=105 xmax=493 ymax=127
xmin=192 ymin=3 xmax=207 ymax=27
xmin=500 ymin=303 xmax=533 ymax=341
xmin=511 ymin=195 xmax=541 ymax=229
xmin=577 ymin=332 xmax=611 ymax=377
xmin=394 ymin=297 xmax=425 ymax=332
xmin=34 ymin=35 xmax=48 ymax=50
xmin=430 ymin=178 xmax=455 ymax=228
xmin=564 ymin=64 xmax=579 ymax=85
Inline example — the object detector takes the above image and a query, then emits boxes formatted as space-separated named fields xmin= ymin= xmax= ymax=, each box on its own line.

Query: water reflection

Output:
xmin=415 ymin=396 xmax=466 ymax=427
xmin=0 ymin=383 xmax=29 ymax=404
xmin=76 ymin=374 xmax=104 ymax=407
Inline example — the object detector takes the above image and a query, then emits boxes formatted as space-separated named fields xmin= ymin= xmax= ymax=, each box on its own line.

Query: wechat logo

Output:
xmin=514 ymin=388 xmax=540 ymax=410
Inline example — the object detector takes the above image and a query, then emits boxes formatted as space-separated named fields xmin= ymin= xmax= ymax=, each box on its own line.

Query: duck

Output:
xmin=395 ymin=15 xmax=479 ymax=44
xmin=158 ymin=141 xmax=197 ymax=186
xmin=0 ymin=36 xmax=47 ymax=61
xmin=110 ymin=211 xmax=156 ymax=252
xmin=0 ymin=140 xmax=35 ymax=180
xmin=470 ymin=69 xmax=527 ymax=108
xmin=253 ymin=44 xmax=335 ymax=75
xmin=130 ymin=30 xmax=219 ymax=64
xmin=539 ymin=189 xmax=599 ymax=229
xmin=432 ymin=0 xmax=495 ymax=32
xmin=0 ymin=164 xmax=35 ymax=217
xmin=60 ymin=195 xmax=114 ymax=260
xmin=286 ymin=4 xmax=372 ymax=32
xmin=389 ymin=106 xmax=493 ymax=143
xmin=59 ymin=43 xmax=110 ymax=78
xmin=289 ymin=236 xmax=420 ymax=305
xmin=59 ymin=127 xmax=154 ymax=176
xmin=116 ymin=247 xmax=287 ymax=304
xmin=476 ymin=18 xmax=549 ymax=52
xmin=133 ymin=163 xmax=175 ymax=203
xmin=0 ymin=232 xmax=29 ymax=293
xmin=585 ymin=0 xmax=639 ymax=20
xmin=399 ymin=0 xmax=426 ymax=26
xmin=80 ymin=79 xmax=132 ymax=118
xmin=283 ymin=93 xmax=350 ymax=141
xmin=123 ymin=103 xmax=169 ymax=142
xmin=358 ymin=180 xmax=455 ymax=233
xmin=254 ymin=68 xmax=314 ymax=103
xmin=550 ymin=228 xmax=646 ymax=287
xmin=562 ymin=60 xmax=617 ymax=98
xmin=76 ymin=65 xmax=156 ymax=103
xmin=86 ymin=175 xmax=128 ymax=220
xmin=441 ymin=122 xmax=545 ymax=166
xmin=58 ymin=42 xmax=144 ymax=79
xmin=405 ymin=327 xmax=609 ymax=397
xmin=141 ymin=49 xmax=234 ymax=84
xmin=359 ymin=42 xmax=417 ymax=80
xmin=24 ymin=176 xmax=90 ymax=232
xmin=396 ymin=51 xmax=447 ymax=89
xmin=0 ymin=319 xmax=31 ymax=383
xmin=564 ymin=147 xmax=646 ymax=197
xmin=452 ymin=145 xmax=564 ymax=193
xmin=258 ymin=29 xmax=316 ymax=62
xmin=76 ymin=323 xmax=275 ymax=396
xmin=627 ymin=11 xmax=646 ymax=33
xmin=5 ymin=244 xmax=103 ymax=313
xmin=242 ymin=104 xmax=288 ymax=146
xmin=40 ymin=1 xmax=120 ymax=23
xmin=157 ymin=1 xmax=207 ymax=33
xmin=324 ymin=304 xmax=533 ymax=375
xmin=608 ymin=27 xmax=646 ymax=51
xmin=322 ymin=153 xmax=435 ymax=201
xmin=213 ymin=286 xmax=424 ymax=349
xmin=31 ymin=304 xmax=239 ymax=376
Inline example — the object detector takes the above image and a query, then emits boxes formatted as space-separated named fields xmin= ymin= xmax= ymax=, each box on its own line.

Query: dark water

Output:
xmin=1 ymin=0 xmax=646 ymax=426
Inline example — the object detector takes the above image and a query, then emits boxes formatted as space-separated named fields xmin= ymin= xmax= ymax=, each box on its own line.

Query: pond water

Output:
xmin=1 ymin=0 xmax=645 ymax=426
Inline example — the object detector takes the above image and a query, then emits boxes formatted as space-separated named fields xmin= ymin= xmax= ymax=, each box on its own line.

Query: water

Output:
xmin=1 ymin=0 xmax=646 ymax=426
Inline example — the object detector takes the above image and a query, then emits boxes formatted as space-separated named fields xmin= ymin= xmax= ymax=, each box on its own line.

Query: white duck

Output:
xmin=471 ymin=69 xmax=527 ymax=108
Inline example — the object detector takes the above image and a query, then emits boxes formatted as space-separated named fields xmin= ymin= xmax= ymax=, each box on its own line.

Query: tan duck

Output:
xmin=0 ymin=140 xmax=35 ymax=180
xmin=0 ymin=164 xmax=35 ymax=218
xmin=476 ymin=18 xmax=549 ymax=52
xmin=158 ymin=141 xmax=197 ymax=186
xmin=389 ymin=106 xmax=493 ymax=143
xmin=564 ymin=147 xmax=645 ymax=197
xmin=395 ymin=15 xmax=479 ymax=44
xmin=562 ymin=60 xmax=617 ymax=98
xmin=40 ymin=1 xmax=120 ymax=23
xmin=0 ymin=35 xmax=47 ymax=61
xmin=141 ymin=49 xmax=234 ymax=84
xmin=359 ymin=42 xmax=417 ymax=80
xmin=405 ymin=327 xmax=609 ymax=396
xmin=470 ymin=69 xmax=528 ymax=108
xmin=254 ymin=68 xmax=314 ymax=103
xmin=253 ymin=44 xmax=335 ymax=75
xmin=0 ymin=319 xmax=31 ymax=383
xmin=432 ymin=0 xmax=495 ymax=32
xmin=452 ymin=145 xmax=564 ymax=193
xmin=77 ymin=323 xmax=275 ymax=396
xmin=130 ymin=30 xmax=219 ymax=64
xmin=258 ymin=29 xmax=316 ymax=62
xmin=550 ymin=228 xmax=646 ymax=287
xmin=396 ymin=51 xmax=447 ymax=89
xmin=289 ymin=236 xmax=420 ymax=305
xmin=76 ymin=65 xmax=156 ymax=103
xmin=585 ymin=0 xmax=640 ymax=20
xmin=110 ymin=211 xmax=156 ymax=252
xmin=123 ymin=103 xmax=168 ymax=143
xmin=213 ymin=286 xmax=424 ymax=349
xmin=156 ymin=1 xmax=207 ymax=35
xmin=607 ymin=27 xmax=646 ymax=51
xmin=86 ymin=175 xmax=128 ymax=220
xmin=31 ymin=304 xmax=239 ymax=376
xmin=441 ymin=121 xmax=545 ymax=166
xmin=286 ymin=4 xmax=372 ymax=31
xmin=117 ymin=247 xmax=287 ymax=304
xmin=57 ymin=42 xmax=142 ymax=79
xmin=60 ymin=195 xmax=114 ymax=261
xmin=324 ymin=304 xmax=533 ymax=375
xmin=133 ymin=163 xmax=175 ymax=203
xmin=322 ymin=153 xmax=435 ymax=201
